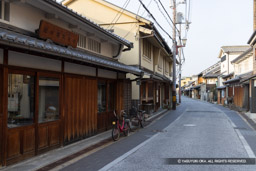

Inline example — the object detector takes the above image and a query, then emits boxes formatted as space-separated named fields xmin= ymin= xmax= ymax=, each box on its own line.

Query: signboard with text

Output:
xmin=39 ymin=20 xmax=79 ymax=48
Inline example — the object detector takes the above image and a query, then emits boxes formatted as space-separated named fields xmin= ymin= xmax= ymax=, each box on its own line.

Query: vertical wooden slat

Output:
xmin=0 ymin=67 xmax=2 ymax=166
xmin=60 ymin=61 xmax=64 ymax=146
xmin=35 ymin=73 xmax=39 ymax=155
xmin=94 ymin=79 xmax=97 ymax=132
xmin=88 ymin=79 xmax=92 ymax=135
xmin=2 ymin=49 xmax=8 ymax=166
xmin=85 ymin=79 xmax=89 ymax=136
xmin=68 ymin=77 xmax=72 ymax=141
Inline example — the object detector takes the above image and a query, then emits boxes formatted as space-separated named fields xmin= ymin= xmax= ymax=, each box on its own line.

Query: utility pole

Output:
xmin=172 ymin=0 xmax=177 ymax=110
xmin=178 ymin=24 xmax=182 ymax=104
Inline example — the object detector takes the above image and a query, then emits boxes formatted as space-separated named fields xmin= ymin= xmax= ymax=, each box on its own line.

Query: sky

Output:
xmin=59 ymin=0 xmax=253 ymax=77
xmin=104 ymin=0 xmax=253 ymax=77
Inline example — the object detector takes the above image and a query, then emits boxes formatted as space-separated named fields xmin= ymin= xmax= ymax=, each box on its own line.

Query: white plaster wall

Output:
xmin=9 ymin=51 xmax=61 ymax=72
xmin=98 ymin=69 xmax=117 ymax=79
xmin=64 ymin=62 xmax=96 ymax=76
xmin=66 ymin=0 xmax=140 ymax=65
xmin=0 ymin=49 xmax=3 ymax=64
xmin=228 ymin=54 xmax=240 ymax=74
xmin=127 ymin=73 xmax=139 ymax=100
xmin=9 ymin=2 xmax=116 ymax=58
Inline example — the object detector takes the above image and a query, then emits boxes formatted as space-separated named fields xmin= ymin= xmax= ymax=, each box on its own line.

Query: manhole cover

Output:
xmin=184 ymin=124 xmax=196 ymax=127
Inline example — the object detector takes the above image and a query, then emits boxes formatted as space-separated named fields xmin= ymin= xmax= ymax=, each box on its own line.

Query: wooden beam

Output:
xmin=45 ymin=13 xmax=57 ymax=19
xmin=86 ymin=32 xmax=95 ymax=37
xmin=68 ymin=24 xmax=78 ymax=29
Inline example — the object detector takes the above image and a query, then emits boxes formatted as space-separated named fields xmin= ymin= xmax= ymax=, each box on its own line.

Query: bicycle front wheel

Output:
xmin=112 ymin=127 xmax=120 ymax=141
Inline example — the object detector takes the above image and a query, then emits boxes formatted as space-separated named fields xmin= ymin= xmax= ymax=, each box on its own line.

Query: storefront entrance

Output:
xmin=97 ymin=80 xmax=116 ymax=132
xmin=64 ymin=75 xmax=97 ymax=143
xmin=5 ymin=69 xmax=61 ymax=165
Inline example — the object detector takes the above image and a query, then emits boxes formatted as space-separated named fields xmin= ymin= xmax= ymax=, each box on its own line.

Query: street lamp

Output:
xmin=182 ymin=37 xmax=187 ymax=47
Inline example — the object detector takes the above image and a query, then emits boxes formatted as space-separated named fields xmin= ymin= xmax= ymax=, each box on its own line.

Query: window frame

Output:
xmin=37 ymin=72 xmax=61 ymax=123
xmin=7 ymin=69 xmax=36 ymax=128
xmin=143 ymin=39 xmax=152 ymax=60
xmin=0 ymin=0 xmax=10 ymax=22
xmin=88 ymin=38 xmax=101 ymax=54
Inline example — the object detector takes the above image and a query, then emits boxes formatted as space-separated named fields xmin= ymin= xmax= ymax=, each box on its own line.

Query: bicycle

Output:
xmin=130 ymin=106 xmax=146 ymax=128
xmin=112 ymin=110 xmax=131 ymax=141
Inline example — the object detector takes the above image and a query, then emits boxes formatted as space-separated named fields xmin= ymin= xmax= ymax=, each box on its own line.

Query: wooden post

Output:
xmin=60 ymin=60 xmax=64 ymax=146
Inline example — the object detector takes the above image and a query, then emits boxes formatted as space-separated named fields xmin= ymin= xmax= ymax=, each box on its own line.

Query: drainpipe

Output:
xmin=113 ymin=44 xmax=124 ymax=59
xmin=139 ymin=32 xmax=142 ymax=108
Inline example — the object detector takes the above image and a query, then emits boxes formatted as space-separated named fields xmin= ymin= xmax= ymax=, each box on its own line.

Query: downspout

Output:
xmin=113 ymin=44 xmax=124 ymax=59
xmin=139 ymin=32 xmax=142 ymax=107
xmin=113 ymin=43 xmax=134 ymax=59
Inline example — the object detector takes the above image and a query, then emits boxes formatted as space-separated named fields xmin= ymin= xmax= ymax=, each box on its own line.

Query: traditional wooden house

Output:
xmin=225 ymin=48 xmax=253 ymax=111
xmin=0 ymin=0 xmax=142 ymax=166
xmin=217 ymin=45 xmax=250 ymax=105
xmin=63 ymin=0 xmax=173 ymax=114
xmin=196 ymin=62 xmax=220 ymax=102
xmin=246 ymin=31 xmax=256 ymax=116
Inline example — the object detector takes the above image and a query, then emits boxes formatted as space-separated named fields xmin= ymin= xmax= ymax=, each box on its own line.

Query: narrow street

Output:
xmin=57 ymin=97 xmax=256 ymax=171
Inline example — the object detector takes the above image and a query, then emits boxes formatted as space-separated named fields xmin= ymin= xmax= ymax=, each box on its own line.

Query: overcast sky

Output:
xmin=105 ymin=0 xmax=253 ymax=77
xmin=59 ymin=0 xmax=253 ymax=77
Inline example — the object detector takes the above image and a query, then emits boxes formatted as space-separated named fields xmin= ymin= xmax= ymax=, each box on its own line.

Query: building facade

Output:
xmin=0 ymin=0 xmax=142 ymax=166
xmin=63 ymin=0 xmax=174 ymax=113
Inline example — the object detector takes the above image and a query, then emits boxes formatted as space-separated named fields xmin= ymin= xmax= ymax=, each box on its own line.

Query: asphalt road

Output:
xmin=61 ymin=97 xmax=256 ymax=171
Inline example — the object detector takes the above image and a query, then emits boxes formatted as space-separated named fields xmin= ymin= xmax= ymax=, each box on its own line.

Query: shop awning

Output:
xmin=0 ymin=28 xmax=142 ymax=75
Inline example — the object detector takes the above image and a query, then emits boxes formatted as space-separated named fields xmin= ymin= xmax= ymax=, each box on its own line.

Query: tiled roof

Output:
xmin=217 ymin=86 xmax=226 ymax=89
xmin=0 ymin=28 xmax=141 ymax=75
xmin=44 ymin=0 xmax=133 ymax=48
xmin=221 ymin=45 xmax=250 ymax=53
xmin=231 ymin=47 xmax=253 ymax=63
xmin=223 ymin=71 xmax=253 ymax=85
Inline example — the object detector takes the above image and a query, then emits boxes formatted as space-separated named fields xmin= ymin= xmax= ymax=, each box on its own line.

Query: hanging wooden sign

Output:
xmin=38 ymin=20 xmax=79 ymax=48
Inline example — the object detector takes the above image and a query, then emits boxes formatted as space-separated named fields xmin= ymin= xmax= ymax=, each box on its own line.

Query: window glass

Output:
xmin=108 ymin=82 xmax=115 ymax=112
xmin=142 ymin=82 xmax=146 ymax=99
xmin=39 ymin=77 xmax=59 ymax=123
xmin=98 ymin=82 xmax=106 ymax=113
xmin=4 ymin=1 xmax=9 ymax=21
xmin=148 ymin=83 xmax=153 ymax=98
xmin=143 ymin=39 xmax=151 ymax=59
xmin=8 ymin=74 xmax=35 ymax=128
xmin=0 ymin=1 xmax=2 ymax=19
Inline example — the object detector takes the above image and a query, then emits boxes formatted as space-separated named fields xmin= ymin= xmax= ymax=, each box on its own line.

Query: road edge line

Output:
xmin=227 ymin=117 xmax=256 ymax=158
xmin=98 ymin=133 xmax=160 ymax=171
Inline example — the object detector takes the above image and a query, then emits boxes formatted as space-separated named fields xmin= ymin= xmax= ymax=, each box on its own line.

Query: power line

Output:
xmin=138 ymin=0 xmax=174 ymax=41
xmin=123 ymin=3 xmax=142 ymax=38
xmin=153 ymin=0 xmax=175 ymax=31
xmin=157 ymin=0 xmax=180 ymax=36
xmin=141 ymin=0 xmax=153 ymax=17
xmin=107 ymin=0 xmax=130 ymax=30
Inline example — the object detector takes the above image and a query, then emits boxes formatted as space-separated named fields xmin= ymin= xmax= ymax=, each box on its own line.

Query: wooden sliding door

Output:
xmin=64 ymin=76 xmax=97 ymax=143
xmin=97 ymin=80 xmax=116 ymax=132
xmin=0 ymin=67 xmax=3 ymax=166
